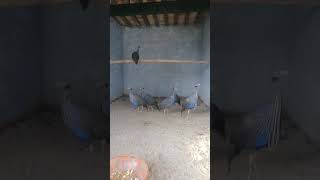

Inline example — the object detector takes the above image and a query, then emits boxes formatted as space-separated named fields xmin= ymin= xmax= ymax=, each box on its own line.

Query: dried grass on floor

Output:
xmin=111 ymin=97 xmax=210 ymax=180
xmin=213 ymin=124 xmax=320 ymax=180
xmin=0 ymin=112 xmax=106 ymax=180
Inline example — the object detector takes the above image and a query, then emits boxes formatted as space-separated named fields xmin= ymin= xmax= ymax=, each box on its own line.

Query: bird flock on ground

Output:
xmin=56 ymin=82 xmax=201 ymax=153
xmin=128 ymin=84 xmax=201 ymax=119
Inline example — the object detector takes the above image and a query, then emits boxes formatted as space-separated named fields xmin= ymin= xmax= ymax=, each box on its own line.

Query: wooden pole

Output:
xmin=110 ymin=59 xmax=209 ymax=64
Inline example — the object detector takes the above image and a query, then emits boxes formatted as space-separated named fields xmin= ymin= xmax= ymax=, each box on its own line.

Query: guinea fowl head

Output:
xmin=139 ymin=87 xmax=145 ymax=94
xmin=272 ymin=76 xmax=280 ymax=83
xmin=63 ymin=84 xmax=71 ymax=90
xmin=173 ymin=87 xmax=177 ymax=92
xmin=194 ymin=84 xmax=201 ymax=89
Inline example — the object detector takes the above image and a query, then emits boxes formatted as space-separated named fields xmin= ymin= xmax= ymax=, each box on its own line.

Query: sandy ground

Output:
xmin=0 ymin=112 xmax=106 ymax=180
xmin=110 ymin=97 xmax=210 ymax=180
xmin=213 ymin=124 xmax=320 ymax=180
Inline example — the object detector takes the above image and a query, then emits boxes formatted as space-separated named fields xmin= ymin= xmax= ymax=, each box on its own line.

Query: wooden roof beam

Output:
xmin=110 ymin=0 xmax=210 ymax=17
xmin=110 ymin=59 xmax=209 ymax=64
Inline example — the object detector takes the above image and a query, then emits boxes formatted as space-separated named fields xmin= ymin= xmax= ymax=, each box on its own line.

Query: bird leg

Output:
xmin=89 ymin=143 xmax=94 ymax=152
xmin=81 ymin=142 xmax=94 ymax=152
xmin=227 ymin=146 xmax=241 ymax=174
xmin=187 ymin=110 xmax=190 ymax=120
xmin=252 ymin=153 xmax=257 ymax=179
xmin=164 ymin=109 xmax=168 ymax=117
xmin=248 ymin=153 xmax=256 ymax=180
xmin=101 ymin=139 xmax=106 ymax=153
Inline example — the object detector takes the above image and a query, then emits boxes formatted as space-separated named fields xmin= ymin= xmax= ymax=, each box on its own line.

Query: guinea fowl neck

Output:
xmin=194 ymin=87 xmax=199 ymax=95
xmin=63 ymin=91 xmax=71 ymax=103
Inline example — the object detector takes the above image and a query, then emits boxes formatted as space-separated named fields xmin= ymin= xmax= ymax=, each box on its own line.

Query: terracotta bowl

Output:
xmin=110 ymin=155 xmax=149 ymax=180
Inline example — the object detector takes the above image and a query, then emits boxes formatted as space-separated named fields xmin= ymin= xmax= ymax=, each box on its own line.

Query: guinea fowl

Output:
xmin=131 ymin=46 xmax=140 ymax=64
xmin=128 ymin=88 xmax=146 ymax=111
xmin=139 ymin=88 xmax=159 ymax=111
xmin=60 ymin=83 xmax=108 ymax=152
xmin=158 ymin=87 xmax=178 ymax=116
xmin=213 ymin=77 xmax=282 ymax=180
xmin=179 ymin=84 xmax=200 ymax=119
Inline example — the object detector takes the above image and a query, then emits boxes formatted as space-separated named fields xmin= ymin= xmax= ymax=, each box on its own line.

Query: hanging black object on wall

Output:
xmin=132 ymin=46 xmax=140 ymax=65
xmin=80 ymin=0 xmax=90 ymax=11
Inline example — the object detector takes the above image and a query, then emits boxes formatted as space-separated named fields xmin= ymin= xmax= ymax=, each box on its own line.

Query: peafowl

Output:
xmin=179 ymin=84 xmax=200 ymax=119
xmin=158 ymin=87 xmax=178 ymax=116
xmin=128 ymin=88 xmax=146 ymax=112
xmin=131 ymin=46 xmax=140 ymax=65
xmin=60 ymin=83 xmax=108 ymax=152
xmin=213 ymin=78 xmax=282 ymax=180
xmin=139 ymin=88 xmax=159 ymax=111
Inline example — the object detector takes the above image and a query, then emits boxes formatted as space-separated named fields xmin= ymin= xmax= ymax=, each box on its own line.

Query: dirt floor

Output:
xmin=110 ymin=97 xmax=211 ymax=180
xmin=2 ymin=99 xmax=318 ymax=180
xmin=213 ymin=123 xmax=320 ymax=180
xmin=0 ymin=112 xmax=106 ymax=180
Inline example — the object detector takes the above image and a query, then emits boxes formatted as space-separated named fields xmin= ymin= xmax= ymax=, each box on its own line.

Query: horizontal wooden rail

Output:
xmin=110 ymin=60 xmax=209 ymax=64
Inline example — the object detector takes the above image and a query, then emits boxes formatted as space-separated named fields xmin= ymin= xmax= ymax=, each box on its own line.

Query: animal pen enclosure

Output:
xmin=212 ymin=3 xmax=320 ymax=180
xmin=110 ymin=0 xmax=210 ymax=179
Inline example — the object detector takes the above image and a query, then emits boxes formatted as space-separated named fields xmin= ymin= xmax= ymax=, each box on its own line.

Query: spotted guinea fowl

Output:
xmin=131 ymin=46 xmax=140 ymax=65
xmin=128 ymin=88 xmax=146 ymax=111
xmin=158 ymin=87 xmax=178 ymax=116
xmin=138 ymin=88 xmax=159 ymax=111
xmin=60 ymin=83 xmax=108 ymax=152
xmin=213 ymin=78 xmax=282 ymax=180
xmin=179 ymin=84 xmax=200 ymax=119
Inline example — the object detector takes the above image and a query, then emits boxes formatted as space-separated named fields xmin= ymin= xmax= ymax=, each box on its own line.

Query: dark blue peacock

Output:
xmin=213 ymin=77 xmax=282 ymax=180
xmin=179 ymin=84 xmax=201 ymax=119
xmin=60 ymin=83 xmax=108 ymax=152
xmin=128 ymin=88 xmax=146 ymax=111
xmin=158 ymin=87 xmax=178 ymax=116
xmin=139 ymin=88 xmax=159 ymax=111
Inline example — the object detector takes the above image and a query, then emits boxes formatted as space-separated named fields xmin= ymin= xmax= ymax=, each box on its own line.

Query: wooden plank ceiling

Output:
xmin=110 ymin=0 xmax=208 ymax=27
